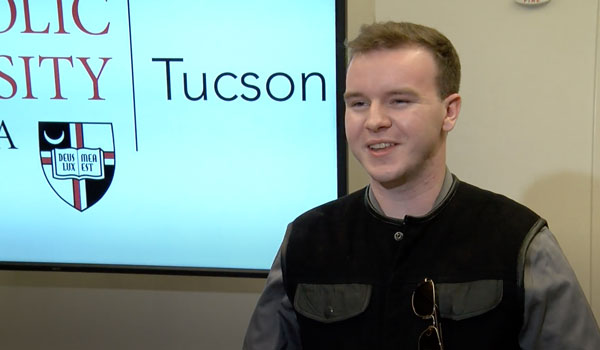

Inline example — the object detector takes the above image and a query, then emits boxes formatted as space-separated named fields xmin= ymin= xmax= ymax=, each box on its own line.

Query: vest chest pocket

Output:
xmin=437 ymin=279 xmax=503 ymax=320
xmin=293 ymin=283 xmax=372 ymax=323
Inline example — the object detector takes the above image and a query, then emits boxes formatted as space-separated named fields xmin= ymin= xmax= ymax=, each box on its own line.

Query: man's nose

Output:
xmin=365 ymin=103 xmax=392 ymax=132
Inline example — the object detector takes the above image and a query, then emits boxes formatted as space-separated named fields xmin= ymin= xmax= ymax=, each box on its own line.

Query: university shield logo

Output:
xmin=39 ymin=122 xmax=115 ymax=212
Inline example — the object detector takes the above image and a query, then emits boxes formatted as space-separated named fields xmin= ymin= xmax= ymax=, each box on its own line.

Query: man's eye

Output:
xmin=391 ymin=99 xmax=409 ymax=105
xmin=347 ymin=100 xmax=367 ymax=108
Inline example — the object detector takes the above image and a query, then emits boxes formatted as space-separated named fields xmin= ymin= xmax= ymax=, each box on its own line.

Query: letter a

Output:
xmin=0 ymin=120 xmax=17 ymax=149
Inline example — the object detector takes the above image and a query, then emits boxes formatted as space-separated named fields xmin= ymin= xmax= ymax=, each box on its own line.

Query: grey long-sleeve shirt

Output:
xmin=243 ymin=174 xmax=600 ymax=349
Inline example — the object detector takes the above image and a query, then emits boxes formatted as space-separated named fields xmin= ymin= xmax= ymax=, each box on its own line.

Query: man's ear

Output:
xmin=442 ymin=93 xmax=461 ymax=132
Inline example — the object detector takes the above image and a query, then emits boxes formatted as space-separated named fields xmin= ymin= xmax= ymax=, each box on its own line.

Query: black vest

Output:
xmin=283 ymin=180 xmax=544 ymax=350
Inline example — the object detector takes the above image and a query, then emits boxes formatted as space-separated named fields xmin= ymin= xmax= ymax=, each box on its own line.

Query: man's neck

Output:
xmin=369 ymin=166 xmax=447 ymax=219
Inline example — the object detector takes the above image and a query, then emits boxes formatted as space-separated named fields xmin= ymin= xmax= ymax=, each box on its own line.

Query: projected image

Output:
xmin=0 ymin=0 xmax=343 ymax=272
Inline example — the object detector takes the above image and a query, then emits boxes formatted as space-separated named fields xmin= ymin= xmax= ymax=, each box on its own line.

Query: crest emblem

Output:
xmin=39 ymin=122 xmax=115 ymax=212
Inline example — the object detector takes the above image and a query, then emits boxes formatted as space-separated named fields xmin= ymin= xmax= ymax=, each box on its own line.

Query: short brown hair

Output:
xmin=347 ymin=22 xmax=461 ymax=98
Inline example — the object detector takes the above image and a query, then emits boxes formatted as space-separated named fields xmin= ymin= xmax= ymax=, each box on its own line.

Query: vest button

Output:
xmin=325 ymin=305 xmax=334 ymax=318
xmin=394 ymin=231 xmax=404 ymax=241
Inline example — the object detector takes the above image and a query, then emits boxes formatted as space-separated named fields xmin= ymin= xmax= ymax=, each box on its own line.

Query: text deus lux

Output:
xmin=153 ymin=58 xmax=327 ymax=102
xmin=0 ymin=0 xmax=111 ymax=100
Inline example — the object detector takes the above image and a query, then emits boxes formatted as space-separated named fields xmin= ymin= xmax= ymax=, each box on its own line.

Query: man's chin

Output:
xmin=368 ymin=173 xmax=410 ymax=189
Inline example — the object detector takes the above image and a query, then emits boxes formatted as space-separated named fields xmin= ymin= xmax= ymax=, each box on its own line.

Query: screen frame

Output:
xmin=0 ymin=0 xmax=348 ymax=278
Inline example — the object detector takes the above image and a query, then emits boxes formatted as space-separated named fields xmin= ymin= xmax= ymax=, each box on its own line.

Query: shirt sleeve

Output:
xmin=519 ymin=227 xmax=600 ymax=350
xmin=243 ymin=226 xmax=302 ymax=350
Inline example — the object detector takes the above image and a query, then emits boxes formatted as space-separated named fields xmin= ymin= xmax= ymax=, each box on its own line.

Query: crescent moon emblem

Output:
xmin=44 ymin=130 xmax=65 ymax=145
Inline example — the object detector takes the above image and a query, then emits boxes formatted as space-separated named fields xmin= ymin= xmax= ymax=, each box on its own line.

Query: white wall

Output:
xmin=2 ymin=1 xmax=599 ymax=349
xmin=0 ymin=271 xmax=265 ymax=350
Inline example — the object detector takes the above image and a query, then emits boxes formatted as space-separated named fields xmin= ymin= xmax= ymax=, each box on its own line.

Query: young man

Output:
xmin=243 ymin=22 xmax=600 ymax=349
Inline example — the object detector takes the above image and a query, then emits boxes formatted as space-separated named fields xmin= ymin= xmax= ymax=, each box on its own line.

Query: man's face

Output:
xmin=344 ymin=46 xmax=460 ymax=188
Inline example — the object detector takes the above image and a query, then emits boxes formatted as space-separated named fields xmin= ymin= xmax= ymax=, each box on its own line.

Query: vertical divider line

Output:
xmin=126 ymin=0 xmax=139 ymax=152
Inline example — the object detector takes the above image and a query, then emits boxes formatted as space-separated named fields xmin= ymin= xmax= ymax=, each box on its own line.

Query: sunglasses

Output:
xmin=411 ymin=278 xmax=444 ymax=350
